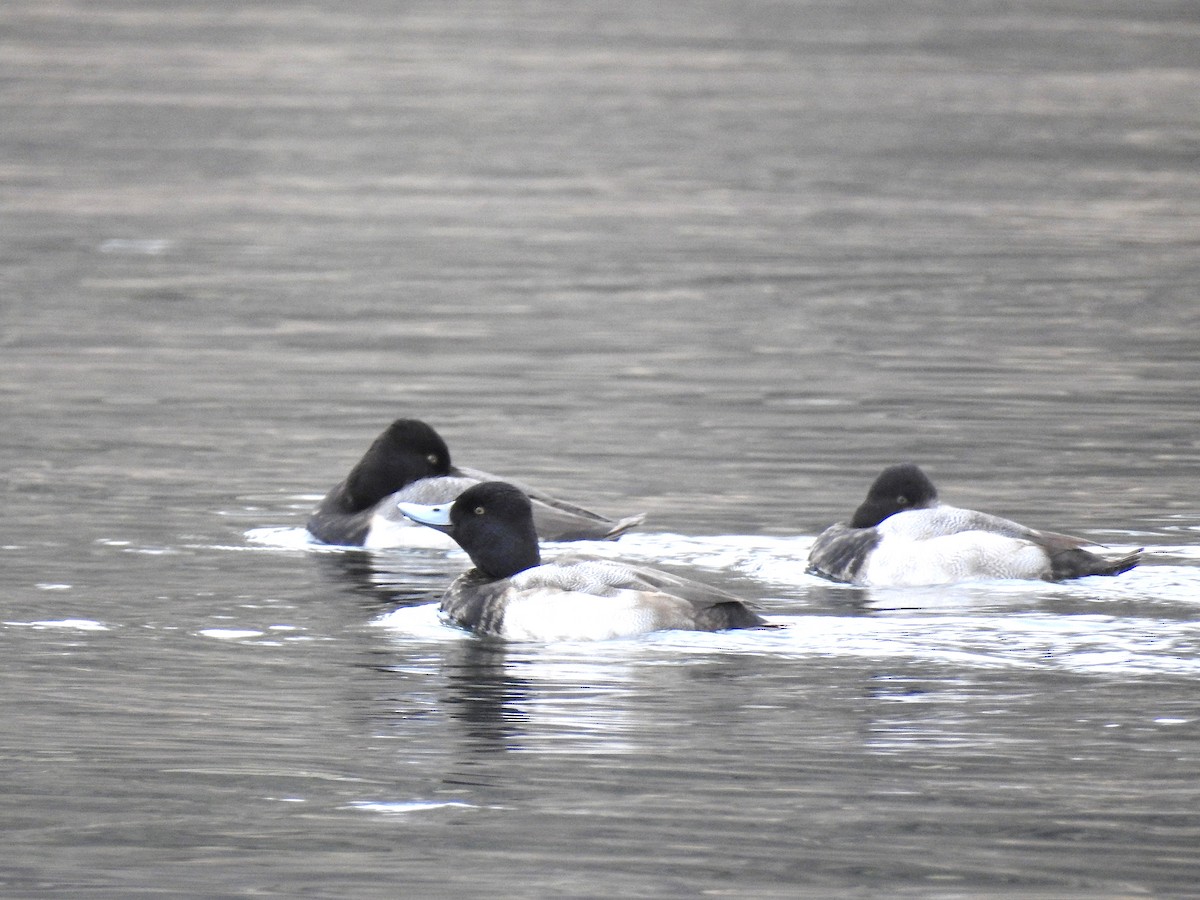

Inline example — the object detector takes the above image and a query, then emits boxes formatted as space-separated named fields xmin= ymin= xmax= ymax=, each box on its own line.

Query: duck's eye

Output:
xmin=474 ymin=506 xmax=485 ymax=516
xmin=426 ymin=453 xmax=440 ymax=465
xmin=896 ymin=494 xmax=910 ymax=507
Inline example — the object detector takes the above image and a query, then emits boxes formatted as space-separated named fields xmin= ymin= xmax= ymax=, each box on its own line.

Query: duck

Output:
xmin=806 ymin=463 xmax=1141 ymax=587
xmin=397 ymin=481 xmax=771 ymax=640
xmin=306 ymin=419 xmax=644 ymax=547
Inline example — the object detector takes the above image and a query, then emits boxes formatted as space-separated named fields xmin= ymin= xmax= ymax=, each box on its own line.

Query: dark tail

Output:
xmin=1051 ymin=547 xmax=1142 ymax=581
xmin=702 ymin=601 xmax=780 ymax=632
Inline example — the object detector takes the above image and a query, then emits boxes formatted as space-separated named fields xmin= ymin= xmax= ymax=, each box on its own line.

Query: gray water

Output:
xmin=3 ymin=0 xmax=1200 ymax=896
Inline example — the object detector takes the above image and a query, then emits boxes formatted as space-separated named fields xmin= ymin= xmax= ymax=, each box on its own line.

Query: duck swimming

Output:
xmin=806 ymin=463 xmax=1141 ymax=587
xmin=306 ymin=419 xmax=644 ymax=547
xmin=398 ymin=481 xmax=771 ymax=640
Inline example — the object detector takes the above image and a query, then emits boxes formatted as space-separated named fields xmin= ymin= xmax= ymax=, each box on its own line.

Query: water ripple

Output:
xmin=376 ymin=604 xmax=1200 ymax=678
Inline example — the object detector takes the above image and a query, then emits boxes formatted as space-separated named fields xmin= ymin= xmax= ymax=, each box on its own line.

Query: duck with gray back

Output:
xmin=399 ymin=481 xmax=772 ymax=640
xmin=807 ymin=463 xmax=1141 ymax=586
xmin=307 ymin=419 xmax=644 ymax=547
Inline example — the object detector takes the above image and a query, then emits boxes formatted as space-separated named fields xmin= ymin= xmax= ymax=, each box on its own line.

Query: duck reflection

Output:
xmin=439 ymin=640 xmax=530 ymax=752
xmin=438 ymin=639 xmax=641 ymax=756
xmin=334 ymin=549 xmax=642 ymax=756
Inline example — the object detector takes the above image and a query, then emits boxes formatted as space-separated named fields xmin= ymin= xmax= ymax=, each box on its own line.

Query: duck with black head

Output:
xmin=807 ymin=463 xmax=1141 ymax=587
xmin=399 ymin=481 xmax=773 ymax=641
xmin=306 ymin=418 xmax=644 ymax=547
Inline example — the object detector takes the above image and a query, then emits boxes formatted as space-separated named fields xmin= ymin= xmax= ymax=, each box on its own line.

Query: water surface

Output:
xmin=3 ymin=0 xmax=1200 ymax=896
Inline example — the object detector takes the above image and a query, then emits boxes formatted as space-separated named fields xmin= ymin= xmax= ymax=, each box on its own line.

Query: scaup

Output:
xmin=807 ymin=463 xmax=1140 ymax=586
xmin=398 ymin=481 xmax=770 ymax=640
xmin=306 ymin=419 xmax=644 ymax=547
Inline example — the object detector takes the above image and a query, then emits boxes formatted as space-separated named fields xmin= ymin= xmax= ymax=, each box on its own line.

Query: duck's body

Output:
xmin=807 ymin=464 xmax=1140 ymax=587
xmin=398 ymin=482 xmax=769 ymax=641
xmin=306 ymin=419 xmax=644 ymax=547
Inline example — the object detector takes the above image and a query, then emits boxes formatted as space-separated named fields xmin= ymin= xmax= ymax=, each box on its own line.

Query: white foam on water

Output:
xmin=6 ymin=618 xmax=109 ymax=631
xmin=199 ymin=628 xmax=265 ymax=640
xmin=347 ymin=800 xmax=477 ymax=815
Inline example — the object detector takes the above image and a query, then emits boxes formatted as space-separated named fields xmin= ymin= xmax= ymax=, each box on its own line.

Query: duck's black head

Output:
xmin=344 ymin=418 xmax=453 ymax=510
xmin=849 ymin=463 xmax=939 ymax=528
xmin=402 ymin=481 xmax=541 ymax=580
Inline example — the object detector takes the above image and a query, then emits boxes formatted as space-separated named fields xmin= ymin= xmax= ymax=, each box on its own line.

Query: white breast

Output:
xmin=862 ymin=531 xmax=1052 ymax=586
xmin=499 ymin=588 xmax=667 ymax=641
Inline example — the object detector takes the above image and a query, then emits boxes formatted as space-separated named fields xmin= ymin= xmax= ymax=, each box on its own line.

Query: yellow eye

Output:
xmin=426 ymin=454 xmax=440 ymax=465
xmin=474 ymin=506 xmax=485 ymax=515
